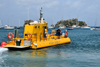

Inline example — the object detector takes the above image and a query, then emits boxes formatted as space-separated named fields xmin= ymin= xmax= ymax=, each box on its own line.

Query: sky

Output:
xmin=0 ymin=0 xmax=100 ymax=26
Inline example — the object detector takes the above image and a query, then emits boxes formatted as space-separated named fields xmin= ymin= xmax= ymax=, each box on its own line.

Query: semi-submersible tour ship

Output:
xmin=1 ymin=8 xmax=71 ymax=50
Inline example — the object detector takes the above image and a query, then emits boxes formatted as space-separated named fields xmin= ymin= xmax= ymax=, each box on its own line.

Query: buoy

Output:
xmin=0 ymin=42 xmax=6 ymax=48
xmin=27 ymin=33 xmax=32 ymax=39
xmin=7 ymin=32 xmax=13 ymax=39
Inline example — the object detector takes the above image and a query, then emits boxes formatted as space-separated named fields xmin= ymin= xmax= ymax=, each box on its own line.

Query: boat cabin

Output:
xmin=24 ymin=20 xmax=47 ymax=41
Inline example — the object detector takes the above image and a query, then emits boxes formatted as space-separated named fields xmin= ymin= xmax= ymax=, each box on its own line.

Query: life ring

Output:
xmin=51 ymin=30 xmax=56 ymax=36
xmin=65 ymin=31 xmax=68 ymax=37
xmin=27 ymin=33 xmax=32 ymax=39
xmin=7 ymin=32 xmax=13 ymax=39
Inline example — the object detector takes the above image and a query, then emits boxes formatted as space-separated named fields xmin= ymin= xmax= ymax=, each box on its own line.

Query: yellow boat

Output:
xmin=3 ymin=8 xmax=71 ymax=50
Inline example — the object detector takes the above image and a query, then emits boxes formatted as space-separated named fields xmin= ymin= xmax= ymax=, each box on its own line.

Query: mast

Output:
xmin=40 ymin=7 xmax=42 ymax=19
xmin=28 ymin=7 xmax=29 ymax=20
xmin=95 ymin=18 xmax=97 ymax=28
xmin=76 ymin=18 xmax=78 ymax=27
xmin=8 ymin=18 xmax=9 ymax=26
xmin=0 ymin=20 xmax=1 ymax=27
xmin=12 ymin=15 xmax=13 ymax=26
xmin=62 ymin=14 xmax=63 ymax=21
xmin=40 ymin=7 xmax=44 ymax=23
xmin=52 ymin=16 xmax=53 ymax=25
xmin=19 ymin=19 xmax=20 ymax=27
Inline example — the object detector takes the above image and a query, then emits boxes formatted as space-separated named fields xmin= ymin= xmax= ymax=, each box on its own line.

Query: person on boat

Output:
xmin=56 ymin=29 xmax=62 ymax=39
xmin=65 ymin=30 xmax=68 ymax=37
xmin=60 ymin=29 xmax=62 ymax=35
xmin=43 ymin=28 xmax=48 ymax=40
xmin=56 ymin=29 xmax=58 ymax=36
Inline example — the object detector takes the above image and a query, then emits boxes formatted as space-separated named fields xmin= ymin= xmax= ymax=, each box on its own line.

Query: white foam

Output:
xmin=0 ymin=48 xmax=8 ymax=56
xmin=0 ymin=48 xmax=8 ymax=65
xmin=0 ymin=48 xmax=8 ymax=52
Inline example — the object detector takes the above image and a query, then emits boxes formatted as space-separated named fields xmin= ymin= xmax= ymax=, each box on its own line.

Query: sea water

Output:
xmin=0 ymin=27 xmax=100 ymax=67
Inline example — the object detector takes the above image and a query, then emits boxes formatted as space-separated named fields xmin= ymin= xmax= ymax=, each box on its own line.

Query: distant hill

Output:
xmin=55 ymin=18 xmax=87 ymax=27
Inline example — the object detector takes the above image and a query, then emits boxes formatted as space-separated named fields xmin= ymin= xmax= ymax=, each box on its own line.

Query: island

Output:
xmin=55 ymin=18 xmax=87 ymax=27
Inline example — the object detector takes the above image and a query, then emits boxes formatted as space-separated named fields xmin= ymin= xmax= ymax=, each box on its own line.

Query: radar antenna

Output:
xmin=40 ymin=7 xmax=43 ymax=19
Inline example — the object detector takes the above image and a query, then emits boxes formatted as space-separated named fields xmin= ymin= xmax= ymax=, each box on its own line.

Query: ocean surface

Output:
xmin=0 ymin=27 xmax=100 ymax=67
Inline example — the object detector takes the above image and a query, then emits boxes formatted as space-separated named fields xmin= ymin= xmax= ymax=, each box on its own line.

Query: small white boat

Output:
xmin=48 ymin=26 xmax=54 ymax=29
xmin=0 ymin=20 xmax=3 ymax=29
xmin=72 ymin=25 xmax=76 ymax=28
xmin=0 ymin=26 xmax=3 ymax=29
xmin=17 ymin=27 xmax=20 ymax=29
xmin=4 ymin=25 xmax=14 ymax=30
xmin=59 ymin=26 xmax=66 ymax=29
xmin=48 ymin=24 xmax=55 ymax=29
xmin=91 ymin=18 xmax=100 ymax=30
xmin=67 ymin=27 xmax=73 ymax=30
xmin=75 ymin=26 xmax=80 ymax=29
xmin=83 ymin=26 xmax=90 ymax=28
xmin=91 ymin=28 xmax=100 ymax=30
xmin=72 ymin=25 xmax=80 ymax=28
xmin=81 ymin=26 xmax=91 ymax=30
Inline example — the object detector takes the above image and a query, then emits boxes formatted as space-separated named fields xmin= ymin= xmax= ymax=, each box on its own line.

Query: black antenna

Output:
xmin=41 ymin=7 xmax=42 ymax=11
xmin=40 ymin=7 xmax=43 ymax=19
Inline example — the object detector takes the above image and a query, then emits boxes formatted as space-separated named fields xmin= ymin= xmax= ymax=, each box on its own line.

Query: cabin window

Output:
xmin=25 ymin=34 xmax=27 ymax=36
xmin=35 ymin=26 xmax=37 ymax=28
xmin=43 ymin=26 xmax=47 ymax=29
xmin=38 ymin=26 xmax=40 ymax=28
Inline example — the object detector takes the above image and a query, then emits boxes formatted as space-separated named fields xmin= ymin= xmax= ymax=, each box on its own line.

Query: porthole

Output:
xmin=35 ymin=26 xmax=37 ymax=28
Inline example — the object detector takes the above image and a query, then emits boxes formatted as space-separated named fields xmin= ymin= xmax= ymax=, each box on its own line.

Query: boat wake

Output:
xmin=0 ymin=48 xmax=8 ymax=66
xmin=0 ymin=48 xmax=8 ymax=53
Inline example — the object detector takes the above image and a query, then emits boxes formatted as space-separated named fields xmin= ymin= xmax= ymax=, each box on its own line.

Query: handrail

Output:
xmin=18 ymin=32 xmax=63 ymax=43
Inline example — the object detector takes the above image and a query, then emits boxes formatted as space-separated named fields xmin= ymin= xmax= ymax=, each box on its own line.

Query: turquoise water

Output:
xmin=0 ymin=28 xmax=100 ymax=67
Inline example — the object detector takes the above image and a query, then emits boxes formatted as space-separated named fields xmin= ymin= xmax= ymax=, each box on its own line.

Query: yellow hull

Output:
xmin=4 ymin=37 xmax=71 ymax=49
xmin=4 ymin=45 xmax=30 ymax=48
xmin=31 ymin=37 xmax=71 ymax=49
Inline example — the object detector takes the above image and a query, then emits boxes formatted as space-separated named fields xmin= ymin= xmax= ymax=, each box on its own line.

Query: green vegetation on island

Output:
xmin=55 ymin=18 xmax=87 ymax=27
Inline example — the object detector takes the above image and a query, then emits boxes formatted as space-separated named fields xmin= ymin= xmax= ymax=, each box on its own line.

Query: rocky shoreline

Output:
xmin=55 ymin=18 xmax=87 ymax=27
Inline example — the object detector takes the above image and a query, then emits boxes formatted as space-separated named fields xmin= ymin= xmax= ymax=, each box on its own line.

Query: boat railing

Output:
xmin=39 ymin=33 xmax=63 ymax=42
xmin=25 ymin=33 xmax=60 ymax=42
xmin=16 ymin=32 xmax=64 ymax=43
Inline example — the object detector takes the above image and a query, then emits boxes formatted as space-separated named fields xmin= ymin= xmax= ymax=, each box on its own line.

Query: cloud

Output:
xmin=42 ymin=1 xmax=59 ymax=8
xmin=66 ymin=0 xmax=83 ymax=9
xmin=86 ymin=5 xmax=98 ymax=13
xmin=16 ymin=0 xmax=59 ymax=8
xmin=66 ymin=1 xmax=71 ymax=6
xmin=65 ymin=0 xmax=100 ymax=13
xmin=87 ymin=5 xmax=96 ymax=10
xmin=0 ymin=4 xmax=2 ymax=8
